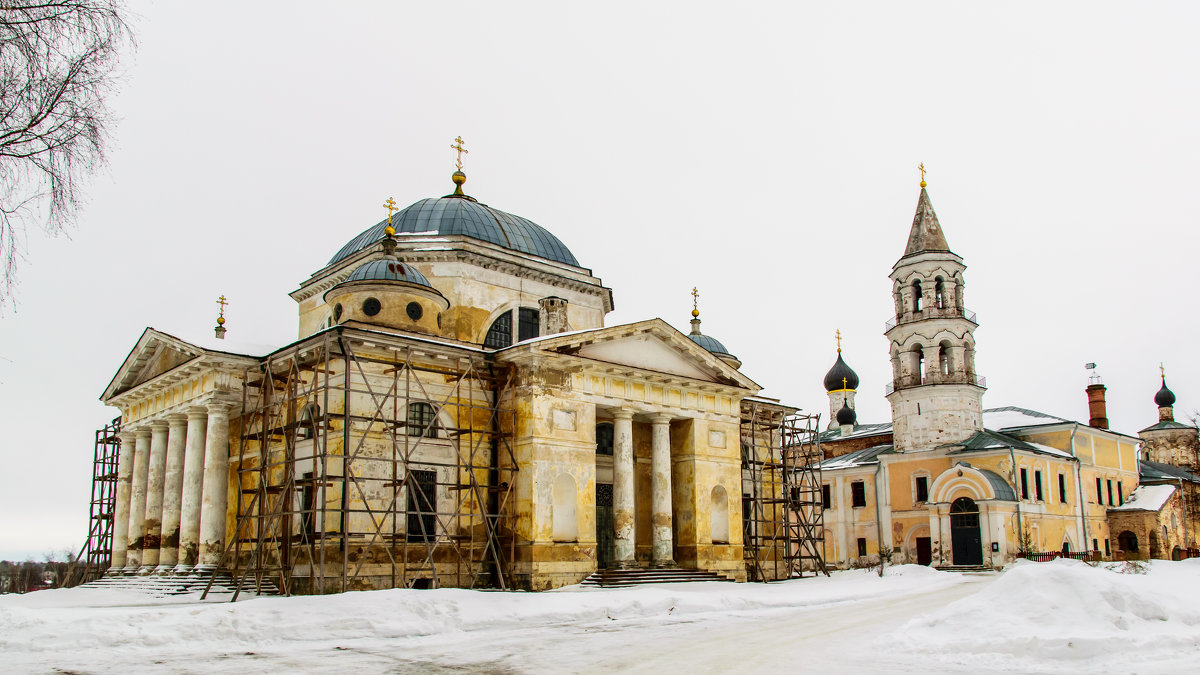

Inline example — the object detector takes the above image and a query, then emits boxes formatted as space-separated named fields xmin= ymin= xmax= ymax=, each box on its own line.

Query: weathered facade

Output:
xmin=91 ymin=168 xmax=815 ymax=592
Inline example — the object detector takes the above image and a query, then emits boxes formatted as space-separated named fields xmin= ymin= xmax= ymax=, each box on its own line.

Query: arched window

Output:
xmin=934 ymin=277 xmax=945 ymax=309
xmin=484 ymin=311 xmax=513 ymax=349
xmin=939 ymin=341 xmax=951 ymax=377
xmin=914 ymin=346 xmax=925 ymax=385
xmin=711 ymin=485 xmax=730 ymax=543
xmin=1118 ymin=530 xmax=1139 ymax=553
xmin=552 ymin=474 xmax=578 ymax=542
xmin=595 ymin=422 xmax=613 ymax=456
xmin=912 ymin=280 xmax=923 ymax=312
xmin=407 ymin=402 xmax=438 ymax=438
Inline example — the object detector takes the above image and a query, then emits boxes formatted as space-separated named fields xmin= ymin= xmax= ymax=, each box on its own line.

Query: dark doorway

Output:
xmin=1117 ymin=530 xmax=1139 ymax=554
xmin=916 ymin=537 xmax=932 ymax=566
xmin=596 ymin=483 xmax=614 ymax=568
xmin=949 ymin=497 xmax=982 ymax=566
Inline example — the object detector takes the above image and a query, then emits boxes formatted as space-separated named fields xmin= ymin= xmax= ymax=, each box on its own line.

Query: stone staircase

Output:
xmin=581 ymin=567 xmax=735 ymax=588
xmin=934 ymin=564 xmax=994 ymax=573
xmin=79 ymin=571 xmax=280 ymax=598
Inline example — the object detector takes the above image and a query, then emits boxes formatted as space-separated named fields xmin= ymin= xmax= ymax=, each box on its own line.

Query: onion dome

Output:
xmin=328 ymin=172 xmax=579 ymax=268
xmin=836 ymin=401 xmax=857 ymax=426
xmin=1155 ymin=377 xmax=1176 ymax=407
xmin=824 ymin=352 xmax=859 ymax=392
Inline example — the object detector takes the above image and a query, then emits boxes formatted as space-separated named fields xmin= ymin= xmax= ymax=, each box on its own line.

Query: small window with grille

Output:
xmin=407 ymin=402 xmax=438 ymax=438
xmin=484 ymin=311 xmax=513 ymax=349
xmin=518 ymin=307 xmax=540 ymax=342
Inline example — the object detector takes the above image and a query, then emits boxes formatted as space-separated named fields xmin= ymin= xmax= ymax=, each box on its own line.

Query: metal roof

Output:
xmin=814 ymin=443 xmax=893 ymax=470
xmin=1139 ymin=420 xmax=1194 ymax=433
xmin=329 ymin=196 xmax=580 ymax=267
xmin=1140 ymin=459 xmax=1200 ymax=484
xmin=977 ymin=467 xmax=1017 ymax=501
xmin=343 ymin=259 xmax=434 ymax=288
xmin=687 ymin=332 xmax=733 ymax=357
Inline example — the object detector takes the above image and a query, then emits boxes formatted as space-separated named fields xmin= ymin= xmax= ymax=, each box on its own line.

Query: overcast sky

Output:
xmin=2 ymin=2 xmax=1198 ymax=560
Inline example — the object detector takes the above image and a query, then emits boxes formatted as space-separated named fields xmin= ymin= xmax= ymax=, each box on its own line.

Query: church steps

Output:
xmin=580 ymin=568 xmax=735 ymax=588
xmin=79 ymin=572 xmax=280 ymax=597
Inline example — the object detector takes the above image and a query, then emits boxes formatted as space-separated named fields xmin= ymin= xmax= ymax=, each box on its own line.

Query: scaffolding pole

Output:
xmin=68 ymin=417 xmax=121 ymax=586
xmin=205 ymin=327 xmax=517 ymax=599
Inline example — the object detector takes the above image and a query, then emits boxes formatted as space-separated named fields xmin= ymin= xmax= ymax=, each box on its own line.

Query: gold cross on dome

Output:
xmin=843 ymin=377 xmax=848 ymax=389
xmin=216 ymin=295 xmax=228 ymax=317
xmin=835 ymin=328 xmax=842 ymax=353
xmin=1161 ymin=362 xmax=1166 ymax=378
xmin=692 ymin=287 xmax=699 ymax=311
xmin=919 ymin=162 xmax=927 ymax=187
xmin=451 ymin=136 xmax=468 ymax=171
xmin=383 ymin=197 xmax=398 ymax=224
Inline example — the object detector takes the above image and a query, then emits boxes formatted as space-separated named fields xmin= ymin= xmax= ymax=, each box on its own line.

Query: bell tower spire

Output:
xmin=885 ymin=171 xmax=985 ymax=452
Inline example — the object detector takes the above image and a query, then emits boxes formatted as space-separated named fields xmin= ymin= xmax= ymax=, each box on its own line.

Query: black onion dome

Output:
xmin=836 ymin=401 xmax=857 ymax=426
xmin=824 ymin=353 xmax=860 ymax=392
xmin=1155 ymin=379 xmax=1176 ymax=407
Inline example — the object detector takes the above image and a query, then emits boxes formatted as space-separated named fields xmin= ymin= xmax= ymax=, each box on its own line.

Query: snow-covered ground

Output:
xmin=2 ymin=560 xmax=1198 ymax=674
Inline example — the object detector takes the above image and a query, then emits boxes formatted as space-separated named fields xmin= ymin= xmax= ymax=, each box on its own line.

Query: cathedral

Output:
xmin=818 ymin=177 xmax=1200 ymax=568
xmin=90 ymin=145 xmax=815 ymax=593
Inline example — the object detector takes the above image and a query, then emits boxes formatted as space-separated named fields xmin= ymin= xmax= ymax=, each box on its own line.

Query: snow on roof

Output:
xmin=1026 ymin=441 xmax=1074 ymax=459
xmin=1109 ymin=484 xmax=1176 ymax=512
xmin=982 ymin=407 xmax=1070 ymax=430
xmin=815 ymin=444 xmax=893 ymax=470
xmin=819 ymin=422 xmax=893 ymax=442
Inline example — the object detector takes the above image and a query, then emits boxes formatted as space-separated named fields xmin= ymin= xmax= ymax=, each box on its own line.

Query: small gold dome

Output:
xmin=217 ymin=316 xmax=226 ymax=326
xmin=691 ymin=308 xmax=699 ymax=318
xmin=452 ymin=171 xmax=467 ymax=186
xmin=384 ymin=225 xmax=396 ymax=236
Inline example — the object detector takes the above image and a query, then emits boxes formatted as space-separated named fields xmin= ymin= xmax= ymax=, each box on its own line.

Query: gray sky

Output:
xmin=2 ymin=1 xmax=1198 ymax=559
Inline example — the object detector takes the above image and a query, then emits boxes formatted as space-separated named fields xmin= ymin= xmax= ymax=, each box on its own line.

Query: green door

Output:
xmin=596 ymin=483 xmax=614 ymax=568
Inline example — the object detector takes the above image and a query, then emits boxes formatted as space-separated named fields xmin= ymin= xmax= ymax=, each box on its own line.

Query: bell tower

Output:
xmin=885 ymin=171 xmax=985 ymax=452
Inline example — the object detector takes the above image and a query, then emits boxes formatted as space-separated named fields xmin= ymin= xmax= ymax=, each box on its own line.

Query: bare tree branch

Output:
xmin=0 ymin=1 xmax=133 ymax=308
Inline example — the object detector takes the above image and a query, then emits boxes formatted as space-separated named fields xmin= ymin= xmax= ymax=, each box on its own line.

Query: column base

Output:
xmin=652 ymin=560 xmax=678 ymax=569
xmin=172 ymin=564 xmax=195 ymax=575
xmin=121 ymin=564 xmax=140 ymax=575
xmin=136 ymin=565 xmax=158 ymax=576
xmin=191 ymin=564 xmax=218 ymax=577
xmin=612 ymin=560 xmax=639 ymax=570
xmin=153 ymin=565 xmax=175 ymax=576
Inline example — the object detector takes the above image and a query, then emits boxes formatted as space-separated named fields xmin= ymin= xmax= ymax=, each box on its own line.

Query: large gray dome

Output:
xmin=329 ymin=195 xmax=580 ymax=267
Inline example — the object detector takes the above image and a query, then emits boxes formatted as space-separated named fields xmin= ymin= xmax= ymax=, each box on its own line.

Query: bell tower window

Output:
xmin=915 ymin=346 xmax=925 ymax=385
xmin=935 ymin=277 xmax=945 ymax=309
xmin=912 ymin=280 xmax=923 ymax=312
xmin=939 ymin=342 xmax=950 ymax=377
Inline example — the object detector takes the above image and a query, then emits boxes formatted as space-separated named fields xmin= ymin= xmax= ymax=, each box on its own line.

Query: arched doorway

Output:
xmin=950 ymin=497 xmax=982 ymax=566
xmin=1118 ymin=530 xmax=1139 ymax=555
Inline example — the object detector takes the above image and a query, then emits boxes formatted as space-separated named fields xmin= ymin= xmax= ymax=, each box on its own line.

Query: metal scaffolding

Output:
xmin=741 ymin=404 xmax=827 ymax=581
xmin=72 ymin=417 xmax=121 ymax=584
xmin=208 ymin=327 xmax=517 ymax=598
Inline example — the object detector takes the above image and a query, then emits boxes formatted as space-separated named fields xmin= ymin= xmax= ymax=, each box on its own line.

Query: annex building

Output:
xmin=81 ymin=154 xmax=825 ymax=594
xmin=817 ymin=180 xmax=1200 ymax=569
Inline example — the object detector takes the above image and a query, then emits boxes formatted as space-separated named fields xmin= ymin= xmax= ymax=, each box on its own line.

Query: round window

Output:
xmin=406 ymin=301 xmax=423 ymax=320
xmin=362 ymin=297 xmax=382 ymax=316
xmin=333 ymin=303 xmax=343 ymax=321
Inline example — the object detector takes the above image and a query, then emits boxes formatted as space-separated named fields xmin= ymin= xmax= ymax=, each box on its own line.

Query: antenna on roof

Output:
xmin=1085 ymin=362 xmax=1101 ymax=385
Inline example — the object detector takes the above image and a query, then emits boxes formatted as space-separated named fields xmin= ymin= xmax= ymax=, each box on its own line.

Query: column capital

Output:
xmin=612 ymin=407 xmax=634 ymax=421
xmin=150 ymin=419 xmax=170 ymax=431
xmin=649 ymin=412 xmax=673 ymax=425
xmin=206 ymin=400 xmax=234 ymax=416
xmin=135 ymin=427 xmax=153 ymax=439
xmin=166 ymin=412 xmax=188 ymax=426
xmin=186 ymin=405 xmax=209 ymax=420
xmin=116 ymin=430 xmax=137 ymax=443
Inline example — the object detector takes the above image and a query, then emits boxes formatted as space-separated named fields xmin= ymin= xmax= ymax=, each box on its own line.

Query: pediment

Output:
xmin=101 ymin=328 xmax=207 ymax=402
xmin=506 ymin=319 xmax=759 ymax=391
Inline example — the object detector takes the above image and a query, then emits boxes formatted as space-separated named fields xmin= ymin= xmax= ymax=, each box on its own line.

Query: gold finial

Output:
xmin=1160 ymin=362 xmax=1166 ymax=380
xmin=216 ymin=295 xmax=228 ymax=326
xmin=451 ymin=135 xmax=468 ymax=171
xmin=835 ymin=328 xmax=842 ymax=353
xmin=383 ymin=197 xmax=398 ymax=236
xmin=918 ymin=162 xmax=927 ymax=188
xmin=691 ymin=287 xmax=700 ymax=318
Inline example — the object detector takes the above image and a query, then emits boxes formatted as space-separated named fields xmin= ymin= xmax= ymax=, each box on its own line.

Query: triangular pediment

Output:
xmin=502 ymin=319 xmax=759 ymax=391
xmin=100 ymin=328 xmax=208 ymax=402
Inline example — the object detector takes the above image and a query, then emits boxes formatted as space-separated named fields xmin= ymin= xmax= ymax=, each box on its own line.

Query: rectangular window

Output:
xmin=821 ymin=484 xmax=831 ymax=509
xmin=1093 ymin=538 xmax=1099 ymax=554
xmin=851 ymin=481 xmax=866 ymax=508
xmin=1104 ymin=538 xmax=1111 ymax=556
xmin=1117 ymin=481 xmax=1124 ymax=505
xmin=1034 ymin=470 xmax=1044 ymax=501
xmin=1058 ymin=474 xmax=1068 ymax=504
xmin=742 ymin=495 xmax=753 ymax=539
xmin=1106 ymin=480 xmax=1114 ymax=506
xmin=1020 ymin=468 xmax=1029 ymax=500
xmin=517 ymin=307 xmax=540 ymax=342
xmin=1096 ymin=477 xmax=1104 ymax=505
xmin=406 ymin=469 xmax=437 ymax=541
xmin=857 ymin=537 xmax=867 ymax=557
xmin=407 ymin=402 xmax=438 ymax=438
xmin=915 ymin=476 xmax=929 ymax=503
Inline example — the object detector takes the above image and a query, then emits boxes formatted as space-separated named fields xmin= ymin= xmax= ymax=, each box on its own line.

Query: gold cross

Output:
xmin=835 ymin=328 xmax=842 ymax=353
xmin=919 ymin=162 xmax=927 ymax=187
xmin=691 ymin=287 xmax=699 ymax=311
xmin=383 ymin=197 xmax=398 ymax=225
xmin=843 ymin=377 xmax=848 ymax=389
xmin=1160 ymin=362 xmax=1166 ymax=378
xmin=216 ymin=295 xmax=228 ymax=317
xmin=451 ymin=136 xmax=468 ymax=171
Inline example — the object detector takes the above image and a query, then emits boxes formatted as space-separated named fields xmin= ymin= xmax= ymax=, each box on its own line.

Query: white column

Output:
xmin=109 ymin=431 xmax=136 ymax=573
xmin=650 ymin=413 xmax=675 ymax=567
xmin=612 ymin=408 xmax=636 ymax=568
xmin=175 ymin=407 xmax=208 ymax=572
xmin=139 ymin=421 xmax=169 ymax=573
xmin=198 ymin=402 xmax=232 ymax=570
xmin=156 ymin=414 xmax=188 ymax=573
xmin=124 ymin=428 xmax=152 ymax=572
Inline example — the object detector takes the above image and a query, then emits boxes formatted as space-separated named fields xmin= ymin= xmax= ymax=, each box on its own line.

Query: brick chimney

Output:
xmin=1086 ymin=384 xmax=1109 ymax=429
xmin=538 ymin=296 xmax=569 ymax=336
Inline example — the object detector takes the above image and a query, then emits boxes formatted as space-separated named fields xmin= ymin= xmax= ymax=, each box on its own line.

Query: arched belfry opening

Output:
xmin=912 ymin=279 xmax=923 ymax=312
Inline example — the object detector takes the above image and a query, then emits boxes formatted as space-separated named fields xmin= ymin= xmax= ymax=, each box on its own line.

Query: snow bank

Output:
xmin=0 ymin=566 xmax=961 ymax=663
xmin=897 ymin=559 xmax=1200 ymax=668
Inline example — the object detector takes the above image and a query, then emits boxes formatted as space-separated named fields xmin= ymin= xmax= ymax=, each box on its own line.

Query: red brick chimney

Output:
xmin=1087 ymin=384 xmax=1109 ymax=429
